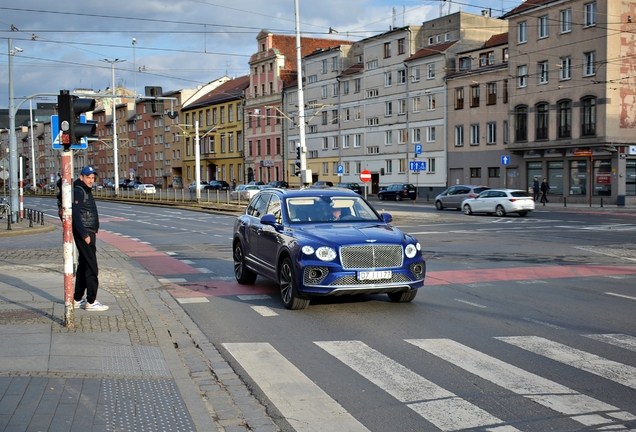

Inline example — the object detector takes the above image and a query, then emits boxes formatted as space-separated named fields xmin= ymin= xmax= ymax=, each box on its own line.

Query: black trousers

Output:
xmin=74 ymin=231 xmax=99 ymax=304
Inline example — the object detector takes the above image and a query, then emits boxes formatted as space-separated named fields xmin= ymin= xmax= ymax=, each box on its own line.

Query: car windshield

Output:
xmin=286 ymin=196 xmax=381 ymax=223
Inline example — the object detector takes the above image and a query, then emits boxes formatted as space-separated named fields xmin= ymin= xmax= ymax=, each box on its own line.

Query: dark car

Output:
xmin=377 ymin=183 xmax=417 ymax=201
xmin=309 ymin=181 xmax=333 ymax=189
xmin=434 ymin=185 xmax=490 ymax=210
xmin=268 ymin=181 xmax=289 ymax=189
xmin=232 ymin=188 xmax=425 ymax=310
xmin=335 ymin=182 xmax=363 ymax=194
xmin=126 ymin=181 xmax=142 ymax=189
xmin=204 ymin=180 xmax=230 ymax=190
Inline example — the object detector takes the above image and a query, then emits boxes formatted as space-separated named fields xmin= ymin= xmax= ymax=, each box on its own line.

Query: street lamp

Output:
xmin=132 ymin=38 xmax=137 ymax=97
xmin=100 ymin=59 xmax=125 ymax=196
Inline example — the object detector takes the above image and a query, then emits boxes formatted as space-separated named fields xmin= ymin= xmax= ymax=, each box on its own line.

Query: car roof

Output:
xmin=260 ymin=188 xmax=357 ymax=198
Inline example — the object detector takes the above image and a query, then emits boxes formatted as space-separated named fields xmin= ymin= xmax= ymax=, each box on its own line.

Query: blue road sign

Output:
xmin=414 ymin=144 xmax=422 ymax=155
xmin=410 ymin=161 xmax=426 ymax=171
xmin=501 ymin=155 xmax=510 ymax=165
xmin=51 ymin=115 xmax=89 ymax=150
xmin=337 ymin=165 xmax=344 ymax=174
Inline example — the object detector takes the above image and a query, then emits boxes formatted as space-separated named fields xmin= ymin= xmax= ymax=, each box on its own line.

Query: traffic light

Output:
xmin=294 ymin=145 xmax=301 ymax=176
xmin=58 ymin=90 xmax=96 ymax=147
xmin=145 ymin=86 xmax=163 ymax=113
xmin=24 ymin=156 xmax=29 ymax=170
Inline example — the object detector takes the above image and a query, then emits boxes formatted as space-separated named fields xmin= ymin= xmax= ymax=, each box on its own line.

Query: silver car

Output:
xmin=435 ymin=185 xmax=490 ymax=210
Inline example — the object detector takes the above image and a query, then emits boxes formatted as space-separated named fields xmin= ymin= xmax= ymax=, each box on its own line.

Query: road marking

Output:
xmin=223 ymin=343 xmax=369 ymax=432
xmin=584 ymin=334 xmax=636 ymax=352
xmin=176 ymin=297 xmax=209 ymax=304
xmin=250 ymin=306 xmax=278 ymax=316
xmin=157 ymin=277 xmax=187 ymax=283
xmin=195 ymin=268 xmax=213 ymax=273
xmin=407 ymin=338 xmax=636 ymax=428
xmin=454 ymin=298 xmax=487 ymax=308
xmin=237 ymin=295 xmax=272 ymax=301
xmin=180 ymin=260 xmax=195 ymax=264
xmin=605 ymin=292 xmax=636 ymax=301
xmin=316 ymin=340 xmax=517 ymax=432
xmin=497 ymin=336 xmax=636 ymax=389
xmin=522 ymin=317 xmax=564 ymax=329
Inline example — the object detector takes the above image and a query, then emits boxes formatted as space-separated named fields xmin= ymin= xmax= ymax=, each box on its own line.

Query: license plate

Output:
xmin=358 ymin=270 xmax=392 ymax=281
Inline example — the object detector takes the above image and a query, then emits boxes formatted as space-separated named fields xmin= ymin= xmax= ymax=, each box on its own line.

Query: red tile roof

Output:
xmin=340 ymin=63 xmax=364 ymax=77
xmin=184 ymin=75 xmax=250 ymax=110
xmin=504 ymin=0 xmax=554 ymax=17
xmin=406 ymin=41 xmax=458 ymax=61
xmin=484 ymin=32 xmax=508 ymax=48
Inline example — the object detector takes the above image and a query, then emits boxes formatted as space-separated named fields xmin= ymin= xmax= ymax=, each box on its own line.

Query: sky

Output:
xmin=0 ymin=0 xmax=520 ymax=112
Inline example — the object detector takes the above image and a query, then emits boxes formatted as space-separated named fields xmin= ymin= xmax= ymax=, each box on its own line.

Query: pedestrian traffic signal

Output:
xmin=57 ymin=90 xmax=96 ymax=147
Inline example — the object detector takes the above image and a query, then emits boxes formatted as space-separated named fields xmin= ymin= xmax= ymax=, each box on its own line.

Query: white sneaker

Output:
xmin=73 ymin=299 xmax=86 ymax=309
xmin=85 ymin=300 xmax=109 ymax=311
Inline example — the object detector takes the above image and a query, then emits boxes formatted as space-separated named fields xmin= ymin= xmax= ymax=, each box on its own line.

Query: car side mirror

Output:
xmin=380 ymin=212 xmax=393 ymax=223
xmin=260 ymin=214 xmax=282 ymax=231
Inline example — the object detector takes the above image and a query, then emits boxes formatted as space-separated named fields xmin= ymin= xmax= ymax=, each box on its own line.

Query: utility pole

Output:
xmin=101 ymin=59 xmax=125 ymax=196
xmin=294 ymin=0 xmax=311 ymax=187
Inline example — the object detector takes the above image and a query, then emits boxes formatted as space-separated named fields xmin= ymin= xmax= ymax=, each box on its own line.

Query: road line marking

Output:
xmin=407 ymin=338 xmax=636 ymax=427
xmin=454 ymin=298 xmax=487 ymax=308
xmin=223 ymin=343 xmax=369 ymax=432
xmin=316 ymin=340 xmax=517 ymax=432
xmin=195 ymin=268 xmax=213 ymax=273
xmin=584 ymin=334 xmax=636 ymax=352
xmin=522 ymin=317 xmax=564 ymax=329
xmin=605 ymin=292 xmax=636 ymax=301
xmin=176 ymin=297 xmax=209 ymax=304
xmin=237 ymin=295 xmax=272 ymax=301
xmin=180 ymin=260 xmax=195 ymax=264
xmin=497 ymin=336 xmax=636 ymax=389
xmin=158 ymin=277 xmax=187 ymax=283
xmin=250 ymin=306 xmax=278 ymax=316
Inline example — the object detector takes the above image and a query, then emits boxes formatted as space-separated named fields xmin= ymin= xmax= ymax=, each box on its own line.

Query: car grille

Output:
xmin=330 ymin=273 xmax=413 ymax=286
xmin=340 ymin=245 xmax=403 ymax=269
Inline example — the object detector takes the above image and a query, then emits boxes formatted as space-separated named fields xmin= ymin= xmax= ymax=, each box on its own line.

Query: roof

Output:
xmin=339 ymin=63 xmax=364 ymax=77
xmin=483 ymin=32 xmax=508 ymax=48
xmin=503 ymin=0 xmax=555 ymax=18
xmin=406 ymin=41 xmax=458 ymax=62
xmin=183 ymin=76 xmax=250 ymax=111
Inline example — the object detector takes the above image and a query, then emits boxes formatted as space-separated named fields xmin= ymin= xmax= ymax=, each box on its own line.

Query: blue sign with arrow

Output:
xmin=51 ymin=115 xmax=89 ymax=150
xmin=501 ymin=155 xmax=510 ymax=165
xmin=410 ymin=161 xmax=426 ymax=171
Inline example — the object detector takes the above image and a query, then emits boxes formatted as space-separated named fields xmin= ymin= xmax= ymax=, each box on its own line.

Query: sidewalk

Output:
xmin=0 ymin=222 xmax=278 ymax=432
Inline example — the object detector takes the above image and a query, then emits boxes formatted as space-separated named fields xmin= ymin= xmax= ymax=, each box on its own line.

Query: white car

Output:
xmin=134 ymin=184 xmax=156 ymax=194
xmin=188 ymin=181 xmax=208 ymax=192
xmin=461 ymin=189 xmax=535 ymax=217
xmin=230 ymin=185 xmax=264 ymax=201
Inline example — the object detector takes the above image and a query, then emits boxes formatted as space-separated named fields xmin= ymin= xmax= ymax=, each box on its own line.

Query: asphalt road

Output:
xmin=26 ymin=196 xmax=636 ymax=431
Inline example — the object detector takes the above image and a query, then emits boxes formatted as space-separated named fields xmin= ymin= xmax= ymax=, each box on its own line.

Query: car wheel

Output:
xmin=379 ymin=194 xmax=384 ymax=201
xmin=387 ymin=289 xmax=418 ymax=303
xmin=233 ymin=242 xmax=257 ymax=284
xmin=435 ymin=201 xmax=444 ymax=210
xmin=495 ymin=205 xmax=506 ymax=217
xmin=279 ymin=257 xmax=310 ymax=310
xmin=519 ymin=211 xmax=528 ymax=217
xmin=463 ymin=204 xmax=473 ymax=215
xmin=396 ymin=194 xmax=402 ymax=201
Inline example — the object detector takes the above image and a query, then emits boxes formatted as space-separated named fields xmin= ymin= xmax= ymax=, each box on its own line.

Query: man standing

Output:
xmin=73 ymin=166 xmax=108 ymax=311
xmin=532 ymin=177 xmax=540 ymax=201
xmin=540 ymin=178 xmax=550 ymax=205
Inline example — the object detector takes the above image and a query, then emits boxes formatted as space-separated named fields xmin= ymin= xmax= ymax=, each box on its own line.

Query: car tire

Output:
xmin=463 ymin=204 xmax=473 ymax=215
xmin=233 ymin=242 xmax=257 ymax=284
xmin=435 ymin=201 xmax=443 ymax=210
xmin=387 ymin=289 xmax=418 ymax=303
xmin=495 ymin=205 xmax=506 ymax=217
xmin=279 ymin=257 xmax=309 ymax=310
xmin=396 ymin=194 xmax=402 ymax=201
xmin=379 ymin=194 xmax=384 ymax=201
xmin=519 ymin=211 xmax=528 ymax=217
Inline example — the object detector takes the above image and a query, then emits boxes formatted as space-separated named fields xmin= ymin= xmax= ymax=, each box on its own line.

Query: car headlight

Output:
xmin=405 ymin=244 xmax=418 ymax=258
xmin=315 ymin=246 xmax=337 ymax=262
xmin=301 ymin=245 xmax=315 ymax=255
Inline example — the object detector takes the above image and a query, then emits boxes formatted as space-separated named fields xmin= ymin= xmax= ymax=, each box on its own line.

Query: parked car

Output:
xmin=204 ymin=180 xmax=230 ymax=190
xmin=377 ymin=183 xmax=416 ymax=201
xmin=248 ymin=181 xmax=265 ymax=186
xmin=232 ymin=188 xmax=425 ymax=309
xmin=23 ymin=184 xmax=36 ymax=194
xmin=230 ymin=184 xmax=263 ymax=201
xmin=310 ymin=181 xmax=333 ymax=189
xmin=268 ymin=181 xmax=289 ymax=189
xmin=134 ymin=184 xmax=156 ymax=194
xmin=461 ymin=189 xmax=535 ymax=217
xmin=435 ymin=185 xmax=490 ymax=210
xmin=126 ymin=181 xmax=142 ymax=189
xmin=188 ymin=181 xmax=208 ymax=192
xmin=335 ymin=182 xmax=363 ymax=194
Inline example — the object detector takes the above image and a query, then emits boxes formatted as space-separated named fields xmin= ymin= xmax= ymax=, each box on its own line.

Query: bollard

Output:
xmin=29 ymin=212 xmax=33 ymax=227
xmin=600 ymin=197 xmax=603 ymax=208
xmin=40 ymin=211 xmax=44 ymax=225
xmin=564 ymin=196 xmax=567 ymax=207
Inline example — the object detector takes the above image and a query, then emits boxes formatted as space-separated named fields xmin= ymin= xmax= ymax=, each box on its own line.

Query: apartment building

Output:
xmin=181 ymin=75 xmax=249 ymax=187
xmin=503 ymin=0 xmax=636 ymax=204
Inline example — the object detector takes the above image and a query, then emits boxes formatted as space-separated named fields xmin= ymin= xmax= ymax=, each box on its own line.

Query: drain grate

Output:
xmin=101 ymin=346 xmax=170 ymax=377
xmin=103 ymin=379 xmax=195 ymax=431
xmin=0 ymin=309 xmax=53 ymax=324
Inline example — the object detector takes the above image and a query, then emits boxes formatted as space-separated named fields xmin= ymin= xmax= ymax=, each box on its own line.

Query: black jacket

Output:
xmin=72 ymin=179 xmax=99 ymax=239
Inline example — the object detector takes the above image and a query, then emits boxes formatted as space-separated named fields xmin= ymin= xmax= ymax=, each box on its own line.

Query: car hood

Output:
xmin=295 ymin=223 xmax=406 ymax=245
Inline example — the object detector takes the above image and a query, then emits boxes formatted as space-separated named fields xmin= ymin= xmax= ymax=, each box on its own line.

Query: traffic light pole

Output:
xmin=60 ymin=145 xmax=75 ymax=328
xmin=294 ymin=0 xmax=311 ymax=188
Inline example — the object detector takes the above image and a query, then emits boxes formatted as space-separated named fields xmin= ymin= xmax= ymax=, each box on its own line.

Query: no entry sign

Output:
xmin=360 ymin=169 xmax=371 ymax=183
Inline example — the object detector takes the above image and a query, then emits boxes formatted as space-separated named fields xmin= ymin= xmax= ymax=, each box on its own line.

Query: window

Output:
xmin=557 ymin=100 xmax=572 ymax=138
xmin=332 ymin=56 xmax=338 ymax=71
xmin=479 ymin=51 xmax=494 ymax=67
xmin=487 ymin=83 xmax=497 ymax=105
xmin=470 ymin=124 xmax=480 ymax=145
xmin=322 ymin=59 xmax=328 ymax=73
xmin=322 ymin=111 xmax=328 ymax=125
xmin=560 ymin=57 xmax=571 ymax=80
xmin=424 ymin=95 xmax=434 ymax=111
xmin=428 ymin=36 xmax=434 ymax=45
xmin=503 ymin=120 xmax=509 ymax=143
xmin=538 ymin=15 xmax=549 ymax=38
xmin=486 ymin=123 xmax=496 ymax=144
xmin=354 ymin=78 xmax=361 ymax=93
xmin=538 ymin=61 xmax=549 ymax=84
xmin=367 ymin=117 xmax=379 ymax=126
xmin=343 ymin=108 xmax=350 ymax=122
xmin=367 ymin=146 xmax=379 ymax=154
xmin=426 ymin=127 xmax=436 ymax=143
xmin=386 ymin=159 xmax=393 ymax=174
xmin=354 ymin=134 xmax=361 ymax=148
xmin=385 ymin=72 xmax=392 ymax=87
xmin=428 ymin=158 xmax=436 ymax=173
xmin=366 ymin=60 xmax=378 ymax=70
xmin=308 ymin=125 xmax=318 ymax=134
xmin=518 ymin=21 xmax=527 ymax=44
xmin=471 ymin=168 xmax=482 ymax=178
xmin=413 ymin=96 xmax=421 ymax=112
xmin=455 ymin=88 xmax=464 ymax=109
xmin=398 ymin=129 xmax=407 ymax=144
xmin=518 ymin=65 xmax=528 ymax=87
xmin=454 ymin=125 xmax=464 ymax=147
xmin=385 ymin=102 xmax=393 ymax=116
xmin=503 ymin=79 xmax=508 ymax=103
xmin=366 ymin=89 xmax=378 ymax=98
xmin=584 ymin=52 xmax=595 ymax=76
xmin=427 ymin=63 xmax=435 ymax=79
xmin=321 ymin=86 xmax=328 ymax=98
xmin=412 ymin=67 xmax=420 ymax=82
xmin=308 ymin=75 xmax=318 ymax=83
xmin=515 ymin=106 xmax=528 ymax=141
xmin=412 ymin=128 xmax=421 ymax=143
xmin=489 ymin=167 xmax=500 ymax=178
xmin=470 ymin=85 xmax=480 ymax=107
xmin=560 ymin=9 xmax=572 ymax=33
xmin=332 ymin=83 xmax=339 ymax=97
xmin=322 ymin=162 xmax=328 ymax=175
xmin=536 ymin=103 xmax=549 ymax=140
xmin=354 ymin=107 xmax=361 ymax=120
xmin=343 ymin=135 xmax=350 ymax=148
xmin=459 ymin=57 xmax=471 ymax=70
xmin=398 ymin=38 xmax=406 ymax=55
xmin=397 ymin=69 xmax=406 ymax=84
xmin=581 ymin=97 xmax=596 ymax=136
xmin=385 ymin=130 xmax=393 ymax=145
xmin=343 ymin=81 xmax=350 ymax=95
xmin=585 ymin=2 xmax=597 ymax=27
xmin=384 ymin=42 xmax=391 ymax=58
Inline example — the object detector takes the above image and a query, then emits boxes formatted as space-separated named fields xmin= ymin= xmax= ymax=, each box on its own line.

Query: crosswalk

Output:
xmin=224 ymin=334 xmax=636 ymax=431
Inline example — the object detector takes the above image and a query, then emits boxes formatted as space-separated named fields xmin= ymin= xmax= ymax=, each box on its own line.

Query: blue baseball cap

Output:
xmin=80 ymin=166 xmax=97 ymax=176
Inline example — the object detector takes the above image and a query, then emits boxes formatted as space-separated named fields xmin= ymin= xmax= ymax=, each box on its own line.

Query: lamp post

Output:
xmin=100 ymin=59 xmax=125 ymax=196
xmin=7 ymin=38 xmax=23 ymax=222
xmin=132 ymin=38 xmax=137 ymax=97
